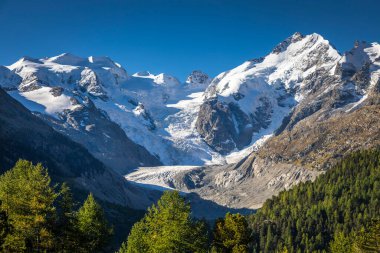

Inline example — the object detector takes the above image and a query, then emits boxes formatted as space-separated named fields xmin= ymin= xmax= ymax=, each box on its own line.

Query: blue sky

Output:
xmin=1 ymin=0 xmax=379 ymax=80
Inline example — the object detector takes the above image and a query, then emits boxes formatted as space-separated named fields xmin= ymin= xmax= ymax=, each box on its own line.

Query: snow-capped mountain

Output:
xmin=0 ymin=53 xmax=222 ymax=173
xmin=185 ymin=70 xmax=211 ymax=90
xmin=124 ymin=34 xmax=380 ymax=210
xmin=1 ymin=33 xmax=379 ymax=179
xmin=196 ymin=33 xmax=341 ymax=154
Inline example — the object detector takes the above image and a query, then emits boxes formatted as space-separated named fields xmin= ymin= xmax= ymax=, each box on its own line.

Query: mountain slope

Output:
xmin=0 ymin=87 xmax=159 ymax=209
xmin=257 ymin=40 xmax=380 ymax=169
xmin=196 ymin=33 xmax=341 ymax=154
xmin=184 ymin=38 xmax=380 ymax=209
xmin=2 ymin=55 xmax=221 ymax=167
xmin=248 ymin=148 xmax=380 ymax=252
xmin=3 ymin=54 xmax=165 ymax=173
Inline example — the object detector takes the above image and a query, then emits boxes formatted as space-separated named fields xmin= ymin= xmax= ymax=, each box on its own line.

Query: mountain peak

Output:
xmin=354 ymin=40 xmax=369 ymax=49
xmin=272 ymin=32 xmax=306 ymax=54
xmin=291 ymin=32 xmax=304 ymax=41
xmin=186 ymin=70 xmax=210 ymax=84
xmin=46 ymin=53 xmax=85 ymax=65
xmin=133 ymin=71 xmax=153 ymax=77
xmin=153 ymin=73 xmax=180 ymax=87
xmin=185 ymin=70 xmax=211 ymax=89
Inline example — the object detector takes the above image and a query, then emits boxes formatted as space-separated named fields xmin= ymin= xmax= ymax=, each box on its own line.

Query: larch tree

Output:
xmin=0 ymin=160 xmax=58 ymax=251
xmin=212 ymin=213 xmax=251 ymax=253
xmin=120 ymin=191 xmax=209 ymax=253
xmin=76 ymin=193 xmax=113 ymax=252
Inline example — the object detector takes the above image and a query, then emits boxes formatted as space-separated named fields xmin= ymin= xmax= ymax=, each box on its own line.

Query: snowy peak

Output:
xmin=45 ymin=53 xmax=123 ymax=69
xmin=272 ymin=32 xmax=305 ymax=54
xmin=131 ymin=72 xmax=179 ymax=87
xmin=153 ymin=73 xmax=180 ymax=87
xmin=46 ymin=53 xmax=86 ymax=66
xmin=197 ymin=33 xmax=343 ymax=155
xmin=338 ymin=40 xmax=380 ymax=78
xmin=88 ymin=56 xmax=122 ymax=68
xmin=185 ymin=70 xmax=211 ymax=89
xmin=6 ymin=53 xmax=128 ymax=94
xmin=132 ymin=71 xmax=154 ymax=78
xmin=341 ymin=41 xmax=372 ymax=70
xmin=208 ymin=32 xmax=340 ymax=102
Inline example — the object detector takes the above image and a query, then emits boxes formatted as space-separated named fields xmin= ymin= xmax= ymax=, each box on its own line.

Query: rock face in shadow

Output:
xmin=196 ymin=97 xmax=273 ymax=154
xmin=38 ymin=96 xmax=161 ymax=175
xmin=0 ymin=88 xmax=160 ymax=209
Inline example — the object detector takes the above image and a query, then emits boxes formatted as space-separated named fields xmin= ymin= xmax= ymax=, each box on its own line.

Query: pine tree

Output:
xmin=76 ymin=193 xmax=112 ymax=252
xmin=330 ymin=232 xmax=354 ymax=253
xmin=117 ymin=241 xmax=128 ymax=253
xmin=212 ymin=213 xmax=251 ymax=253
xmin=121 ymin=191 xmax=209 ymax=253
xmin=0 ymin=160 xmax=58 ymax=251
xmin=120 ymin=220 xmax=149 ymax=253
xmin=56 ymin=182 xmax=77 ymax=252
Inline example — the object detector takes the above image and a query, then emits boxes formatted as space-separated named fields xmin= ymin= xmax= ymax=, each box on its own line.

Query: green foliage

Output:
xmin=0 ymin=200 xmax=10 ymax=250
xmin=248 ymin=149 xmax=380 ymax=253
xmin=76 ymin=193 xmax=113 ymax=252
xmin=330 ymin=232 xmax=354 ymax=253
xmin=212 ymin=213 xmax=251 ymax=253
xmin=0 ymin=160 xmax=58 ymax=251
xmin=353 ymin=220 xmax=380 ymax=253
xmin=0 ymin=159 xmax=113 ymax=252
xmin=121 ymin=191 xmax=209 ymax=253
xmin=121 ymin=220 xmax=149 ymax=253
xmin=56 ymin=182 xmax=78 ymax=252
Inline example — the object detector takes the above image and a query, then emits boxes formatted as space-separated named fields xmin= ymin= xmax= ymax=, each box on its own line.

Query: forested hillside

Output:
xmin=248 ymin=148 xmax=380 ymax=252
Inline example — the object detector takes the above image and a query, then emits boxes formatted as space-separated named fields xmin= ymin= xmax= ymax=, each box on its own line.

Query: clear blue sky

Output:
xmin=1 ymin=0 xmax=379 ymax=80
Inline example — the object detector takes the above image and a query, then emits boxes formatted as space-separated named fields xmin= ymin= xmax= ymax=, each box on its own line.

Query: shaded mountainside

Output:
xmin=0 ymin=87 xmax=160 ymax=209
xmin=37 ymin=97 xmax=161 ymax=175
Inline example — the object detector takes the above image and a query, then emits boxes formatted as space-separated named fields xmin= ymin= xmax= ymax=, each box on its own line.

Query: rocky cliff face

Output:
xmin=185 ymin=70 xmax=211 ymax=90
